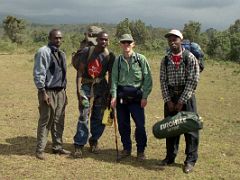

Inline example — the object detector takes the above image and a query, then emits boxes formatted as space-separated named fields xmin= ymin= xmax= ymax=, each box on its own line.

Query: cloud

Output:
xmin=0 ymin=0 xmax=239 ymax=30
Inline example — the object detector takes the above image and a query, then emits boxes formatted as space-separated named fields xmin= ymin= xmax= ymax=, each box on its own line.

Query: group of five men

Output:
xmin=33 ymin=26 xmax=200 ymax=174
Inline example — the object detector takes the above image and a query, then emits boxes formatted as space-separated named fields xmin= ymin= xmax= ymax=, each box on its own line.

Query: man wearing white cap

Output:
xmin=159 ymin=29 xmax=200 ymax=173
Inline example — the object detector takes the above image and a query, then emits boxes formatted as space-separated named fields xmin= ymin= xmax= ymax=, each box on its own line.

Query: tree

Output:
xmin=229 ymin=32 xmax=240 ymax=62
xmin=2 ymin=15 xmax=26 ymax=44
xmin=206 ymin=31 xmax=231 ymax=59
xmin=115 ymin=18 xmax=149 ymax=45
xmin=182 ymin=21 xmax=201 ymax=42
xmin=31 ymin=30 xmax=48 ymax=43
xmin=129 ymin=19 xmax=149 ymax=44
xmin=115 ymin=18 xmax=131 ymax=38
xmin=229 ymin=19 xmax=240 ymax=34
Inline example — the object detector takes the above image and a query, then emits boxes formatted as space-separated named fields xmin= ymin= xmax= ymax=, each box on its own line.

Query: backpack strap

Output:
xmin=87 ymin=46 xmax=95 ymax=61
xmin=135 ymin=53 xmax=144 ymax=81
xmin=117 ymin=55 xmax=122 ymax=83
xmin=182 ymin=50 xmax=190 ymax=67
xmin=164 ymin=55 xmax=169 ymax=82
xmin=135 ymin=53 xmax=142 ymax=68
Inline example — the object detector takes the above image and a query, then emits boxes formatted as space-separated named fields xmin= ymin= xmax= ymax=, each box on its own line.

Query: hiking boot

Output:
xmin=73 ymin=147 xmax=83 ymax=158
xmin=89 ymin=144 xmax=99 ymax=154
xmin=52 ymin=148 xmax=71 ymax=155
xmin=36 ymin=152 xmax=45 ymax=160
xmin=137 ymin=152 xmax=146 ymax=162
xmin=118 ymin=150 xmax=131 ymax=160
xmin=157 ymin=158 xmax=175 ymax=166
xmin=183 ymin=163 xmax=194 ymax=174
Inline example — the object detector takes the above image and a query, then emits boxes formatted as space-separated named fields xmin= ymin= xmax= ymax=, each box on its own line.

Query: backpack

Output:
xmin=71 ymin=46 xmax=109 ymax=75
xmin=181 ymin=40 xmax=204 ymax=72
xmin=71 ymin=46 xmax=95 ymax=71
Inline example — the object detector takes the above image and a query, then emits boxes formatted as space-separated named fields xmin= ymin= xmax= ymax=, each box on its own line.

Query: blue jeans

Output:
xmin=73 ymin=83 xmax=106 ymax=147
xmin=117 ymin=101 xmax=147 ymax=153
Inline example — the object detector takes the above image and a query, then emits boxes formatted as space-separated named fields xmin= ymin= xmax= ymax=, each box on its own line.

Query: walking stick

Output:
xmin=112 ymin=108 xmax=119 ymax=162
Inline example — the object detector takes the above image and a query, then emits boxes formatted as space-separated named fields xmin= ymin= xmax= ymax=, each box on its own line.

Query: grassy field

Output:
xmin=0 ymin=54 xmax=239 ymax=180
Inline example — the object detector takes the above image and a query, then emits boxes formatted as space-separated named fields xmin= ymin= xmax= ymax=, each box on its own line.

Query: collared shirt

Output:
xmin=160 ymin=49 xmax=200 ymax=103
xmin=111 ymin=52 xmax=152 ymax=99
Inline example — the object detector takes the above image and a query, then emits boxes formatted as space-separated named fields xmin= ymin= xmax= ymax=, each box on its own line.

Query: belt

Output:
xmin=168 ymin=85 xmax=185 ymax=96
xmin=81 ymin=77 xmax=104 ymax=84
xmin=45 ymin=87 xmax=64 ymax=91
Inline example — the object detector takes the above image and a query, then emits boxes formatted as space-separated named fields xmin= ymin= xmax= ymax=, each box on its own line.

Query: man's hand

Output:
xmin=65 ymin=92 xmax=68 ymax=106
xmin=141 ymin=99 xmax=147 ymax=108
xmin=78 ymin=96 xmax=82 ymax=112
xmin=175 ymin=101 xmax=183 ymax=112
xmin=110 ymin=98 xmax=117 ymax=108
xmin=167 ymin=101 xmax=175 ymax=112
xmin=42 ymin=92 xmax=50 ymax=105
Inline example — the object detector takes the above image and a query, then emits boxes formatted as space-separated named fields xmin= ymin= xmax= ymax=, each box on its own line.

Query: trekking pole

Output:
xmin=112 ymin=108 xmax=119 ymax=162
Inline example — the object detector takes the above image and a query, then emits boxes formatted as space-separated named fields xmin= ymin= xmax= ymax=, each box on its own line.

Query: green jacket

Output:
xmin=111 ymin=52 xmax=152 ymax=99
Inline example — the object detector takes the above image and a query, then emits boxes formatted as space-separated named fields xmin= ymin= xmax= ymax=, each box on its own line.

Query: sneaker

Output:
xmin=137 ymin=152 xmax=146 ymax=162
xmin=183 ymin=163 xmax=194 ymax=174
xmin=157 ymin=158 xmax=175 ymax=166
xmin=89 ymin=144 xmax=99 ymax=154
xmin=36 ymin=152 xmax=45 ymax=160
xmin=52 ymin=148 xmax=71 ymax=155
xmin=73 ymin=147 xmax=83 ymax=158
xmin=118 ymin=150 xmax=131 ymax=160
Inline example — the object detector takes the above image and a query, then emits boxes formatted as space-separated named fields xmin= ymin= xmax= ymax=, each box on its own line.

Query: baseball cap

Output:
xmin=119 ymin=34 xmax=134 ymax=42
xmin=165 ymin=29 xmax=183 ymax=40
xmin=86 ymin=26 xmax=103 ymax=45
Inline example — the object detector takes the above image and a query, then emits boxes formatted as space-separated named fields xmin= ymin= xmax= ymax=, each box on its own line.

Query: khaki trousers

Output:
xmin=36 ymin=89 xmax=66 ymax=152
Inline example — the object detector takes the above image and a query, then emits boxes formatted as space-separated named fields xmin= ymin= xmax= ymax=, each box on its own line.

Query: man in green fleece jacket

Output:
xmin=110 ymin=34 xmax=152 ymax=161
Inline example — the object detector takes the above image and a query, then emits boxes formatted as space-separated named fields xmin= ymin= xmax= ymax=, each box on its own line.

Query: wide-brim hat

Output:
xmin=85 ymin=26 xmax=103 ymax=45
xmin=87 ymin=37 xmax=97 ymax=45
xmin=119 ymin=34 xmax=134 ymax=42
xmin=165 ymin=29 xmax=183 ymax=40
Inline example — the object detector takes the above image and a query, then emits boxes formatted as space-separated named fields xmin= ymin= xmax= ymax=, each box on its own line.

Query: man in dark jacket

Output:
xmin=33 ymin=29 xmax=70 ymax=160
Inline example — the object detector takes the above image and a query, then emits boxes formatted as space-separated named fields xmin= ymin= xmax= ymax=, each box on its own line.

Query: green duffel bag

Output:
xmin=152 ymin=111 xmax=203 ymax=139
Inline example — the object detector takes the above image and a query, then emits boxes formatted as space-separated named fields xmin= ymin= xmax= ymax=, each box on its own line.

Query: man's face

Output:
xmin=96 ymin=33 xmax=109 ymax=49
xmin=120 ymin=41 xmax=135 ymax=53
xmin=49 ymin=31 xmax=62 ymax=48
xmin=167 ymin=35 xmax=182 ymax=52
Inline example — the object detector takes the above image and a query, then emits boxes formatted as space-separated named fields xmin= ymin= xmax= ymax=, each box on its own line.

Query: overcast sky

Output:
xmin=0 ymin=0 xmax=239 ymax=30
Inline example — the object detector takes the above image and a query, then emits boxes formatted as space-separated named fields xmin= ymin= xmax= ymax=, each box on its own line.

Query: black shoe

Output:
xmin=73 ymin=147 xmax=83 ymax=158
xmin=89 ymin=144 xmax=99 ymax=154
xmin=36 ymin=152 xmax=45 ymax=160
xmin=183 ymin=163 xmax=194 ymax=174
xmin=52 ymin=149 xmax=71 ymax=155
xmin=137 ymin=152 xmax=146 ymax=162
xmin=118 ymin=150 xmax=131 ymax=160
xmin=157 ymin=158 xmax=175 ymax=166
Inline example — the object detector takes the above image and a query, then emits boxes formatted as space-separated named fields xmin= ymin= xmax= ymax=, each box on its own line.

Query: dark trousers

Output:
xmin=117 ymin=102 xmax=147 ymax=153
xmin=164 ymin=94 xmax=199 ymax=165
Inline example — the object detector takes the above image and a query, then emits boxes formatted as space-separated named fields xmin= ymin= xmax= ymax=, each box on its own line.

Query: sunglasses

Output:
xmin=121 ymin=41 xmax=133 ymax=44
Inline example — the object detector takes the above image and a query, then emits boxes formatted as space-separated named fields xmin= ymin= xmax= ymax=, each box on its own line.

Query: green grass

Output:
xmin=0 ymin=54 xmax=239 ymax=179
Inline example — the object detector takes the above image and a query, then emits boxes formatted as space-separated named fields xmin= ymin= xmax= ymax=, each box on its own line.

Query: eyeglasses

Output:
xmin=121 ymin=41 xmax=133 ymax=44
